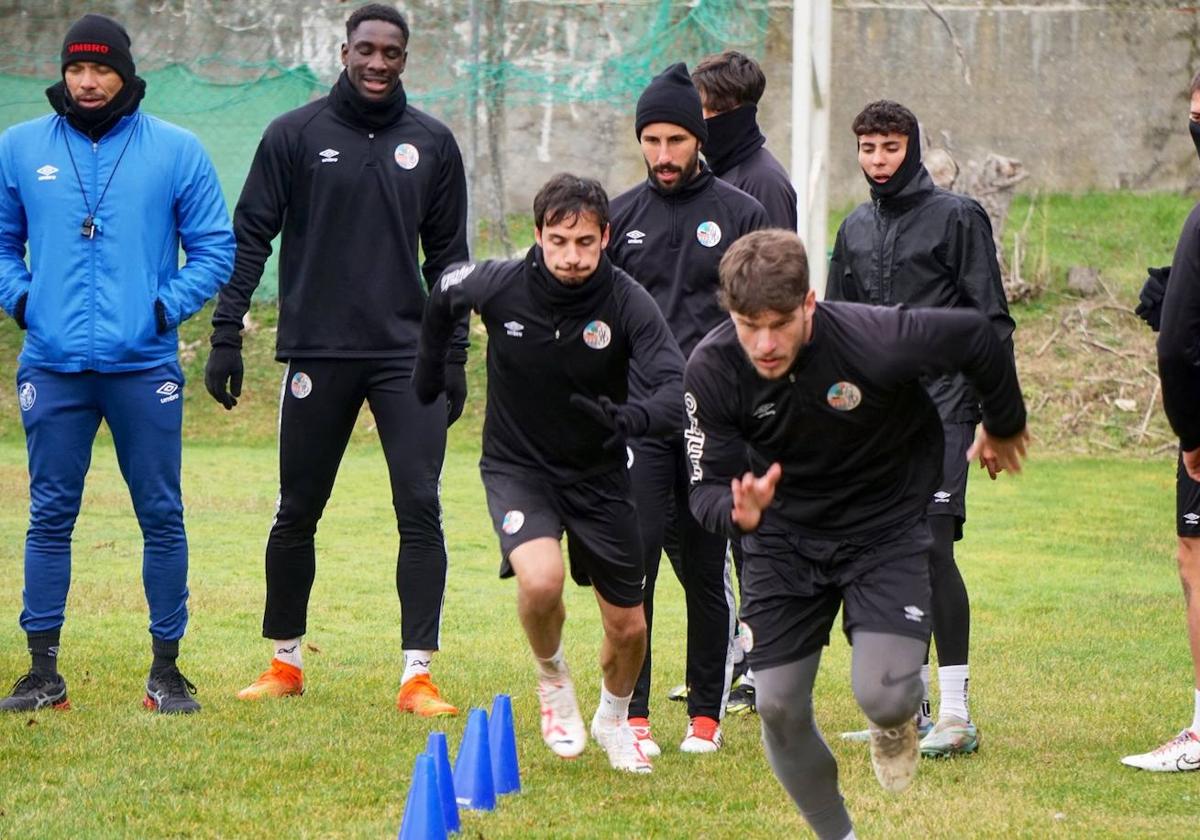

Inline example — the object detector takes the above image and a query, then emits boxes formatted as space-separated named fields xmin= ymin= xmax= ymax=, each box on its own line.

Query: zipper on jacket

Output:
xmin=669 ymin=201 xmax=679 ymax=247
xmin=366 ymin=132 xmax=375 ymax=166
xmin=873 ymin=198 xmax=891 ymax=306
xmin=88 ymin=139 xmax=99 ymax=368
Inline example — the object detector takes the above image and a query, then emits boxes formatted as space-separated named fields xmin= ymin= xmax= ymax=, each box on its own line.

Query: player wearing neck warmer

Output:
xmin=826 ymin=100 xmax=1015 ymax=758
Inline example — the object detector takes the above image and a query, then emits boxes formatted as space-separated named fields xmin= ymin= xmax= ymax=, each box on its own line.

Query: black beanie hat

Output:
xmin=61 ymin=14 xmax=135 ymax=82
xmin=635 ymin=62 xmax=708 ymax=145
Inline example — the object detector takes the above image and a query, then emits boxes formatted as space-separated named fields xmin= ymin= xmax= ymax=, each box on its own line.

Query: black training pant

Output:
xmin=262 ymin=358 xmax=448 ymax=648
xmin=629 ymin=434 xmax=734 ymax=721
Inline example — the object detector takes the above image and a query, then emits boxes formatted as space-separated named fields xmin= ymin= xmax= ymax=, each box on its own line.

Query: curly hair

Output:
xmin=851 ymin=100 xmax=917 ymax=137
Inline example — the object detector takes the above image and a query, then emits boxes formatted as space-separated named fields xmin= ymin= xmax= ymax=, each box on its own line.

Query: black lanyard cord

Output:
xmin=63 ymin=117 xmax=137 ymax=238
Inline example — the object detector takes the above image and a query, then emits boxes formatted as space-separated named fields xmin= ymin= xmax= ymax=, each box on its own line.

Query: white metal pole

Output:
xmin=792 ymin=1 xmax=832 ymax=297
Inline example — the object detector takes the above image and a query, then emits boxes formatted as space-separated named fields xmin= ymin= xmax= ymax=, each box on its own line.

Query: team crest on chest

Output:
xmin=696 ymin=221 xmax=722 ymax=248
xmin=394 ymin=143 xmax=420 ymax=170
xmin=581 ymin=320 xmax=611 ymax=350
xmin=826 ymin=381 xmax=862 ymax=411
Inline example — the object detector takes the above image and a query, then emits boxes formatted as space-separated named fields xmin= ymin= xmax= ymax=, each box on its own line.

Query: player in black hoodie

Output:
xmin=687 ymin=229 xmax=1027 ymax=838
xmin=203 ymin=4 xmax=468 ymax=715
xmin=607 ymin=62 xmax=770 ymax=756
xmin=826 ymin=101 xmax=1015 ymax=756
xmin=414 ymin=174 xmax=684 ymax=773
xmin=692 ymin=51 xmax=797 ymax=231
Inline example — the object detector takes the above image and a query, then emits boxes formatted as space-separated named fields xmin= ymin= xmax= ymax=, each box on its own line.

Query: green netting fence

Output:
xmin=0 ymin=0 xmax=774 ymax=298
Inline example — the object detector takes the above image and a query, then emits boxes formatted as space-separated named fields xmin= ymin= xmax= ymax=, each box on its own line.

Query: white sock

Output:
xmin=742 ymin=668 xmax=756 ymax=689
xmin=596 ymin=681 xmax=632 ymax=725
xmin=841 ymin=831 xmax=858 ymax=840
xmin=273 ymin=638 xmax=302 ymax=669
xmin=1191 ymin=688 xmax=1200 ymax=734
xmin=938 ymin=664 xmax=970 ymax=722
xmin=535 ymin=643 xmax=568 ymax=680
xmin=401 ymin=649 xmax=433 ymax=684
xmin=918 ymin=664 xmax=932 ymax=724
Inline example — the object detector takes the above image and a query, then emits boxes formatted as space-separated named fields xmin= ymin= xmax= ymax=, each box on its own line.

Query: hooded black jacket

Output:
xmin=825 ymin=167 xmax=1014 ymax=423
xmin=212 ymin=74 xmax=469 ymax=360
xmin=607 ymin=165 xmax=770 ymax=359
xmin=685 ymin=302 xmax=1026 ymax=540
xmin=418 ymin=249 xmax=685 ymax=482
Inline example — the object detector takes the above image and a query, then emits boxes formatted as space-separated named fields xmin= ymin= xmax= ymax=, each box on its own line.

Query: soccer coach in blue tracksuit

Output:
xmin=0 ymin=15 xmax=234 ymax=714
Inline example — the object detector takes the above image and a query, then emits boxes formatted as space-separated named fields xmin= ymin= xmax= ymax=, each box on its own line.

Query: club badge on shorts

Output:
xmin=502 ymin=510 xmax=525 ymax=535
xmin=826 ymin=381 xmax=862 ymax=411
xmin=582 ymin=320 xmax=611 ymax=350
xmin=394 ymin=143 xmax=420 ymax=170
xmin=737 ymin=621 xmax=754 ymax=653
xmin=290 ymin=372 xmax=313 ymax=399
xmin=17 ymin=382 xmax=35 ymax=412
xmin=696 ymin=221 xmax=722 ymax=248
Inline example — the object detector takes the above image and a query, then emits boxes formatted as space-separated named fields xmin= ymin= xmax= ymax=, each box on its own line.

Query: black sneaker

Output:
xmin=726 ymin=680 xmax=756 ymax=716
xmin=144 ymin=667 xmax=201 ymax=714
xmin=0 ymin=671 xmax=69 ymax=712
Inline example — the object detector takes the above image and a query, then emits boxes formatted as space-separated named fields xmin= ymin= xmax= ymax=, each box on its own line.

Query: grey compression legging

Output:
xmin=755 ymin=631 xmax=927 ymax=840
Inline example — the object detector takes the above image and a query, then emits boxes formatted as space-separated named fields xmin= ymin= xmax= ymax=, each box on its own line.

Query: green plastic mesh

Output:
xmin=0 ymin=0 xmax=772 ymax=298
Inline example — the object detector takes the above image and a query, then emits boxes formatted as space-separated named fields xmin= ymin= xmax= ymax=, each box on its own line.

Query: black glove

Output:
xmin=445 ymin=362 xmax=467 ymax=427
xmin=1135 ymin=265 xmax=1170 ymax=332
xmin=412 ymin=354 xmax=446 ymax=407
xmin=205 ymin=329 xmax=244 ymax=410
xmin=569 ymin=393 xmax=650 ymax=451
xmin=154 ymin=299 xmax=170 ymax=334
xmin=12 ymin=293 xmax=27 ymax=330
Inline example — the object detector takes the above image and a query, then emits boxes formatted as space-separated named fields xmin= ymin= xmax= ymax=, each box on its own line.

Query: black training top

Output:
xmin=685 ymin=302 xmax=1026 ymax=540
xmin=715 ymin=147 xmax=798 ymax=232
xmin=825 ymin=167 xmax=1014 ymax=424
xmin=212 ymin=75 xmax=469 ymax=361
xmin=1159 ymin=200 xmax=1200 ymax=450
xmin=607 ymin=165 xmax=770 ymax=359
xmin=418 ymin=247 xmax=685 ymax=482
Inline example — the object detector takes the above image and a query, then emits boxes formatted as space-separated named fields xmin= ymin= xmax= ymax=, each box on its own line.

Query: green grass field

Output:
xmin=0 ymin=431 xmax=1195 ymax=838
xmin=0 ymin=190 xmax=1197 ymax=835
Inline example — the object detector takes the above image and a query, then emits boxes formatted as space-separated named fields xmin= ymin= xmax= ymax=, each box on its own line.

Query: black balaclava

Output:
xmin=703 ymin=104 xmax=766 ymax=177
xmin=635 ymin=62 xmax=708 ymax=146
xmin=50 ymin=13 xmax=143 ymax=141
xmin=863 ymin=120 xmax=923 ymax=201
xmin=1189 ymin=119 xmax=1200 ymax=163
xmin=330 ymin=70 xmax=408 ymax=131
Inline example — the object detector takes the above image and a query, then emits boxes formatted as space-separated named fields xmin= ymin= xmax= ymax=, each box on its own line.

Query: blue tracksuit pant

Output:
xmin=16 ymin=363 xmax=189 ymax=641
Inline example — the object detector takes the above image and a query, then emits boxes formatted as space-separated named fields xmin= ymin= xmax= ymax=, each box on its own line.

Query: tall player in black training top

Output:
xmin=607 ymin=62 xmax=769 ymax=757
xmin=203 ymin=4 xmax=467 ymax=715
xmin=686 ymin=229 xmax=1027 ymax=839
xmin=414 ymin=174 xmax=684 ymax=773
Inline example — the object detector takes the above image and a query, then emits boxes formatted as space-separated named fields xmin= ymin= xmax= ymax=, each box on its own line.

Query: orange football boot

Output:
xmin=236 ymin=659 xmax=304 ymax=700
xmin=396 ymin=673 xmax=458 ymax=717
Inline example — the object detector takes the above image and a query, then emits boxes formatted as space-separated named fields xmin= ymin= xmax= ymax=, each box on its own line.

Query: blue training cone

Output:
xmin=452 ymin=708 xmax=496 ymax=811
xmin=425 ymin=732 xmax=461 ymax=834
xmin=398 ymin=753 xmax=448 ymax=840
xmin=488 ymin=694 xmax=521 ymax=795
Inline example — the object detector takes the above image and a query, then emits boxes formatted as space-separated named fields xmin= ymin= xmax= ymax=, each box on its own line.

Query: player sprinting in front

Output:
xmin=685 ymin=229 xmax=1028 ymax=838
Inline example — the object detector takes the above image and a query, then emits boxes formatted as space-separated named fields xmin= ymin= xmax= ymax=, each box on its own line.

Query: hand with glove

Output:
xmin=569 ymin=393 xmax=650 ymax=451
xmin=205 ymin=328 xmax=244 ymax=410
xmin=1135 ymin=265 xmax=1170 ymax=332
xmin=445 ymin=362 xmax=468 ymax=427
xmin=412 ymin=353 xmax=446 ymax=407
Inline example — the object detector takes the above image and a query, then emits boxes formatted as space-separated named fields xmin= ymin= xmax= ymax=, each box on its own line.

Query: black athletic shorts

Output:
xmin=737 ymin=518 xmax=933 ymax=670
xmin=481 ymin=466 xmax=645 ymax=607
xmin=927 ymin=421 xmax=973 ymax=538
xmin=1177 ymin=454 xmax=1200 ymax=538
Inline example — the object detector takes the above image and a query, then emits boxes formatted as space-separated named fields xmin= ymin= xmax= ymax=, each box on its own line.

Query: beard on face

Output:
xmin=646 ymin=149 xmax=700 ymax=194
